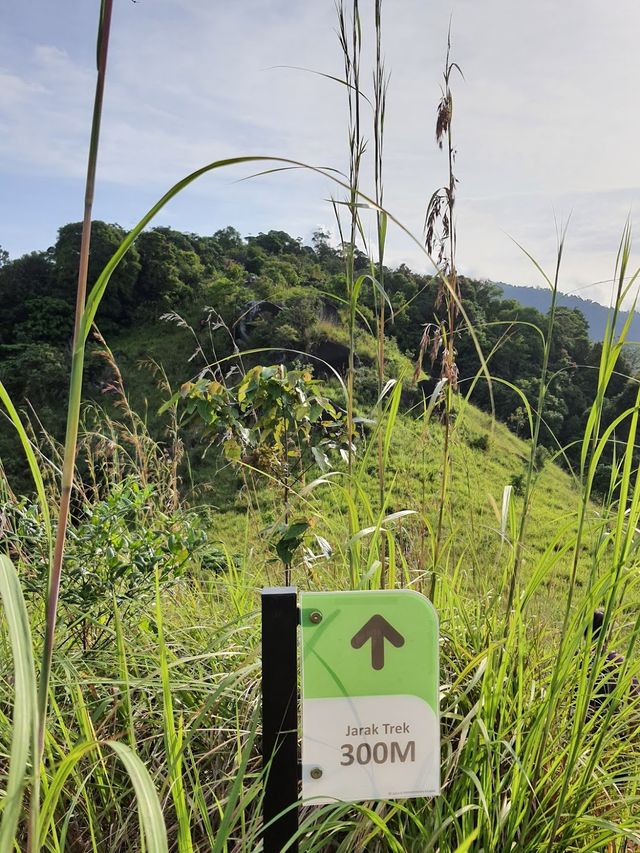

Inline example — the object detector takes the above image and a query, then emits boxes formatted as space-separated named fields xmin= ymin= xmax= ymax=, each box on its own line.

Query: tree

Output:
xmin=190 ymin=233 xmax=223 ymax=273
xmin=550 ymin=307 xmax=591 ymax=368
xmin=0 ymin=252 xmax=56 ymax=343
xmin=178 ymin=365 xmax=351 ymax=582
xmin=0 ymin=342 xmax=69 ymax=414
xmin=136 ymin=228 xmax=204 ymax=306
xmin=248 ymin=230 xmax=302 ymax=256
xmin=213 ymin=226 xmax=244 ymax=253
xmin=54 ymin=221 xmax=141 ymax=326
xmin=311 ymin=228 xmax=342 ymax=272
xmin=14 ymin=296 xmax=74 ymax=345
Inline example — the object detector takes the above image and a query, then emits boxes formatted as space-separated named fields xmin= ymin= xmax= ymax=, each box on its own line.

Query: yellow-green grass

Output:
xmin=203 ymin=404 xmax=588 ymax=595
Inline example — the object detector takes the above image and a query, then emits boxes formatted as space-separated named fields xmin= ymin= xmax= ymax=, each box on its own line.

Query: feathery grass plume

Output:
xmin=421 ymin=26 xmax=464 ymax=594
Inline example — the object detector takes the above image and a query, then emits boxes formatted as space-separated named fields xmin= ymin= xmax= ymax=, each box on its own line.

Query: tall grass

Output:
xmin=422 ymin=28 xmax=463 ymax=592
xmin=372 ymin=0 xmax=390 ymax=587
xmin=42 ymin=0 xmax=114 ymax=756
xmin=0 ymin=1 xmax=168 ymax=849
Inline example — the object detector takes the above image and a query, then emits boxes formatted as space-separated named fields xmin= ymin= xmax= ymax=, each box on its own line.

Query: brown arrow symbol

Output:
xmin=351 ymin=614 xmax=405 ymax=670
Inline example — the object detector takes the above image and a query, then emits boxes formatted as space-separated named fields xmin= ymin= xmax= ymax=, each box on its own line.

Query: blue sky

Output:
xmin=2 ymin=0 xmax=640 ymax=306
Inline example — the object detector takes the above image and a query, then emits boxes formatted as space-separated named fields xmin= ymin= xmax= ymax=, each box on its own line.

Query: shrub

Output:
xmin=510 ymin=471 xmax=525 ymax=495
xmin=468 ymin=432 xmax=490 ymax=451
xmin=13 ymin=478 xmax=221 ymax=648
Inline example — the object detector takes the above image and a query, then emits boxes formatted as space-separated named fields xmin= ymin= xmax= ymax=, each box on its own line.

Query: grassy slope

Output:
xmin=108 ymin=396 xmax=635 ymax=851
xmin=87 ymin=314 xmax=608 ymax=633
xmin=190 ymin=395 xmax=593 ymax=623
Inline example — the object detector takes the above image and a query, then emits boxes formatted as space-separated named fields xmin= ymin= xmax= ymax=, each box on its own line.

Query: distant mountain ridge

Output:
xmin=496 ymin=283 xmax=640 ymax=343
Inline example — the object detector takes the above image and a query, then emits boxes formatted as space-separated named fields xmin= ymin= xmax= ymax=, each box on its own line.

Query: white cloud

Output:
xmin=0 ymin=70 xmax=45 ymax=108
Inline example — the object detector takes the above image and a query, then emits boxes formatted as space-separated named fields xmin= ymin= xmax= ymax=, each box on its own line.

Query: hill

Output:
xmin=497 ymin=281 xmax=640 ymax=342
xmin=0 ymin=221 xmax=637 ymax=498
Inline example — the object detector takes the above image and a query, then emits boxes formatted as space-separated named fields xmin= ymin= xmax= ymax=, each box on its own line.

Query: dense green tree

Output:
xmin=247 ymin=230 xmax=303 ymax=256
xmin=136 ymin=228 xmax=204 ymax=306
xmin=0 ymin=342 xmax=69 ymax=411
xmin=550 ymin=307 xmax=591 ymax=366
xmin=213 ymin=226 xmax=244 ymax=254
xmin=250 ymin=288 xmax=322 ymax=352
xmin=0 ymin=219 xmax=638 ymax=497
xmin=311 ymin=229 xmax=342 ymax=273
xmin=54 ymin=221 xmax=141 ymax=326
xmin=244 ymin=243 xmax=267 ymax=276
xmin=192 ymin=235 xmax=223 ymax=274
xmin=0 ymin=252 xmax=57 ymax=343
xmin=13 ymin=296 xmax=73 ymax=345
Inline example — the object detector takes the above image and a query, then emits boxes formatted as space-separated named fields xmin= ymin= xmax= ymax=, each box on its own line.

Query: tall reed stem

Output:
xmin=373 ymin=0 xmax=389 ymax=587
xmin=505 ymin=236 xmax=564 ymax=617
xmin=337 ymin=0 xmax=364 ymax=587
xmin=33 ymin=0 xmax=113 ymax=827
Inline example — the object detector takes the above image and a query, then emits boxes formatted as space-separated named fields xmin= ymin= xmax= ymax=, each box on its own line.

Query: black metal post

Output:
xmin=262 ymin=587 xmax=299 ymax=853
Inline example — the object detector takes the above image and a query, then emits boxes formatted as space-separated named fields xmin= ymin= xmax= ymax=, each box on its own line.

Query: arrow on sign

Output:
xmin=351 ymin=615 xmax=405 ymax=670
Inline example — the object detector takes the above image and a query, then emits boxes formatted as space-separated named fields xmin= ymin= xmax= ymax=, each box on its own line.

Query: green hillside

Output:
xmin=0 ymin=221 xmax=620 ymax=618
xmin=2 ymin=222 xmax=639 ymax=851
xmin=78 ymin=300 xmax=596 ymax=619
xmin=1 ymin=221 xmax=636 ymax=500
xmin=191 ymin=398 xmax=594 ymax=618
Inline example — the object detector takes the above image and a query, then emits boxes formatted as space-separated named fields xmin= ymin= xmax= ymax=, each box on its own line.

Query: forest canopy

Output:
xmin=0 ymin=222 xmax=634 ymax=494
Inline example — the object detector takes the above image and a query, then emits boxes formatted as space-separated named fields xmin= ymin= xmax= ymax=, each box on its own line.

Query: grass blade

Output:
xmin=39 ymin=740 xmax=168 ymax=852
xmin=0 ymin=554 xmax=38 ymax=852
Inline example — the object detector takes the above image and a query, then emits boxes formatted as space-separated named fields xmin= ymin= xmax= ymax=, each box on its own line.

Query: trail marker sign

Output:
xmin=301 ymin=589 xmax=439 ymax=803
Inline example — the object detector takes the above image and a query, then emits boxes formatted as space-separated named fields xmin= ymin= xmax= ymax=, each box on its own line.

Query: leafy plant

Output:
xmin=180 ymin=365 xmax=350 ymax=473
xmin=179 ymin=364 xmax=352 ymax=580
xmin=509 ymin=471 xmax=525 ymax=496
xmin=467 ymin=431 xmax=490 ymax=451
xmin=18 ymin=479 xmax=219 ymax=648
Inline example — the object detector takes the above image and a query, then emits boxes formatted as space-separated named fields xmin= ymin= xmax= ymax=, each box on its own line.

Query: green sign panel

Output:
xmin=301 ymin=589 xmax=439 ymax=803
